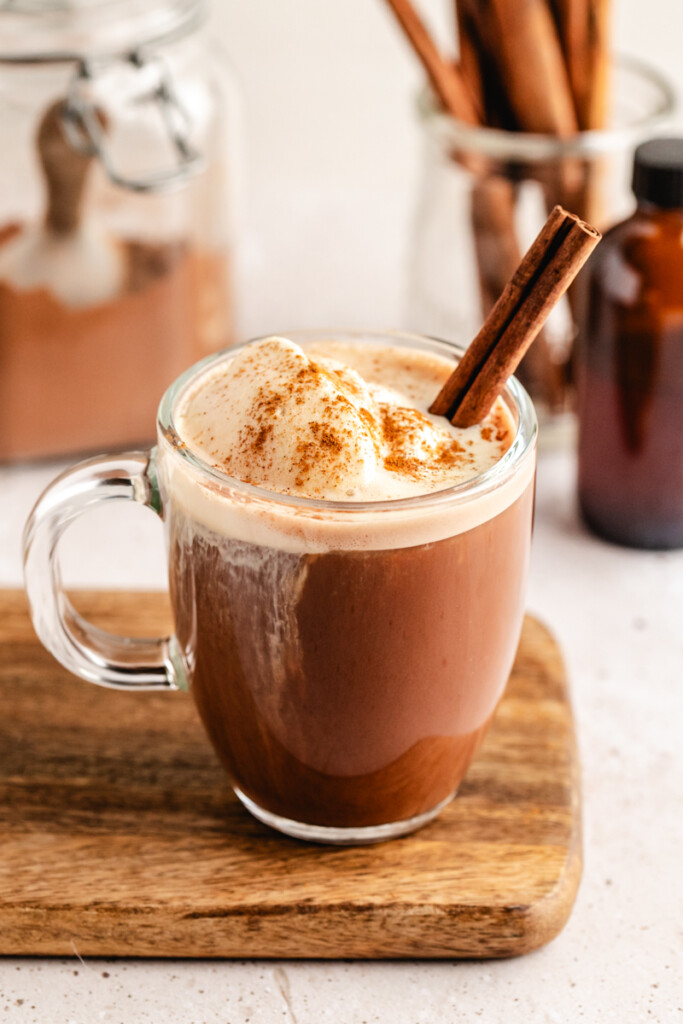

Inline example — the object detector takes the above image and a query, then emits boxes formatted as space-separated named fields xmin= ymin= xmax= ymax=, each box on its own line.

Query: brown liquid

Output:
xmin=167 ymin=483 xmax=534 ymax=829
xmin=0 ymin=225 xmax=231 ymax=461
xmin=577 ymin=207 xmax=683 ymax=548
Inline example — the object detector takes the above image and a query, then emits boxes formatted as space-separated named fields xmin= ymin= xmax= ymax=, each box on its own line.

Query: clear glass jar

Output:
xmin=407 ymin=57 xmax=676 ymax=442
xmin=0 ymin=0 xmax=240 ymax=460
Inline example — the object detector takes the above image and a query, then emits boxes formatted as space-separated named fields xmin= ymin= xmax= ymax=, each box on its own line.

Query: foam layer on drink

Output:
xmin=160 ymin=337 xmax=536 ymax=551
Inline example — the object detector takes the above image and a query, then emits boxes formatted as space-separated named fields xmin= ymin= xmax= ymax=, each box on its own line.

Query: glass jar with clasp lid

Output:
xmin=0 ymin=0 xmax=240 ymax=460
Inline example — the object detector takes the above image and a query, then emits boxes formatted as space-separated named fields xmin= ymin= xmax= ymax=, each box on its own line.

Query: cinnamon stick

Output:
xmin=382 ymin=0 xmax=480 ymax=124
xmin=476 ymin=0 xmax=579 ymax=136
xmin=453 ymin=1 xmax=567 ymax=409
xmin=549 ymin=0 xmax=612 ymax=243
xmin=455 ymin=0 xmax=518 ymax=131
xmin=430 ymin=206 xmax=600 ymax=426
xmin=551 ymin=0 xmax=611 ymax=130
xmin=454 ymin=10 xmax=485 ymax=123
xmin=470 ymin=176 xmax=566 ymax=410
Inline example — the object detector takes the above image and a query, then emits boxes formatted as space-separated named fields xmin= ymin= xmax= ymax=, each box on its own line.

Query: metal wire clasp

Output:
xmin=61 ymin=49 xmax=205 ymax=194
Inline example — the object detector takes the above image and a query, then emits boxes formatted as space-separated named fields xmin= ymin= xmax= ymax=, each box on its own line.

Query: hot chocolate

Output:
xmin=158 ymin=333 xmax=536 ymax=839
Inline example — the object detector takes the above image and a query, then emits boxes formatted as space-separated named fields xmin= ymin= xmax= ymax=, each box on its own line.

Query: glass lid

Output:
xmin=0 ymin=0 xmax=205 ymax=61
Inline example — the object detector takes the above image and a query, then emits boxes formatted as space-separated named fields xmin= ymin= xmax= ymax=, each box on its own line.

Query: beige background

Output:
xmin=211 ymin=0 xmax=683 ymax=338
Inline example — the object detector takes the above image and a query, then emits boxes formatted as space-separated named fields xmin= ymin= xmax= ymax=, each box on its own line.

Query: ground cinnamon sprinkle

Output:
xmin=240 ymin=359 xmax=382 ymax=487
xmin=358 ymin=406 xmax=379 ymax=439
xmin=310 ymin=422 xmax=344 ymax=453
xmin=491 ymin=407 xmax=513 ymax=444
xmin=435 ymin=444 xmax=472 ymax=468
xmin=383 ymin=453 xmax=422 ymax=476
xmin=180 ymin=339 xmax=516 ymax=499
xmin=292 ymin=425 xmax=348 ymax=488
xmin=380 ymin=403 xmax=467 ymax=481
xmin=252 ymin=423 xmax=273 ymax=451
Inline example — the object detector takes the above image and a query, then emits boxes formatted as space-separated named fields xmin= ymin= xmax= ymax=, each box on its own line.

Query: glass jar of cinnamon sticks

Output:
xmin=407 ymin=56 xmax=674 ymax=441
xmin=0 ymin=0 xmax=240 ymax=461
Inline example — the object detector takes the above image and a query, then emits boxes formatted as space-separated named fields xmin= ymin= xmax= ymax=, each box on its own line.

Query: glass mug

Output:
xmin=23 ymin=330 xmax=538 ymax=844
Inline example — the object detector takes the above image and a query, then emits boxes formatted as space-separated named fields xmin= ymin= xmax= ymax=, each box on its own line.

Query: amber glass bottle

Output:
xmin=577 ymin=138 xmax=683 ymax=549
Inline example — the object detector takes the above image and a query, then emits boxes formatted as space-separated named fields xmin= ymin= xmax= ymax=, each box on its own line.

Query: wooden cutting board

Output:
xmin=0 ymin=589 xmax=581 ymax=959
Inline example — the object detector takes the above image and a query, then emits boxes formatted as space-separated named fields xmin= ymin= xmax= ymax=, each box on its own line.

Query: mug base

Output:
xmin=233 ymin=786 xmax=457 ymax=845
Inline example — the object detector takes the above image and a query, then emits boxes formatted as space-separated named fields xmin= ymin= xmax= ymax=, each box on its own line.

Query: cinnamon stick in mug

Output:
xmin=430 ymin=206 xmax=601 ymax=426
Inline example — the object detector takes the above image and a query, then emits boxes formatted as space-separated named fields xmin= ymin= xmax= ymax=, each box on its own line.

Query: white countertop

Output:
xmin=1 ymin=447 xmax=682 ymax=1023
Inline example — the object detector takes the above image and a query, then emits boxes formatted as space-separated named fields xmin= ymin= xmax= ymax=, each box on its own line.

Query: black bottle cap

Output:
xmin=632 ymin=138 xmax=683 ymax=208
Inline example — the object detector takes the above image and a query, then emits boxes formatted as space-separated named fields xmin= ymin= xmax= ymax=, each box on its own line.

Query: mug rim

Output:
xmin=156 ymin=329 xmax=538 ymax=516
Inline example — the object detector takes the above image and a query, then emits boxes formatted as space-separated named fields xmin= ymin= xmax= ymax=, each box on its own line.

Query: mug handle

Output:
xmin=22 ymin=449 xmax=187 ymax=692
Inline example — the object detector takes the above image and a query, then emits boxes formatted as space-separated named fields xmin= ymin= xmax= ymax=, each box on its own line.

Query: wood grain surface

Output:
xmin=0 ymin=589 xmax=581 ymax=959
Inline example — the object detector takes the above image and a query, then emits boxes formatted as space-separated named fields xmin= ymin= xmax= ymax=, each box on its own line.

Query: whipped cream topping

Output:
xmin=174 ymin=336 xmax=515 ymax=501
